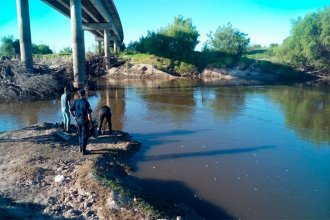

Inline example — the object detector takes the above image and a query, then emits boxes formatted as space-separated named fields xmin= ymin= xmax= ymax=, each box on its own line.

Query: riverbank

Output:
xmin=0 ymin=52 xmax=327 ymax=103
xmin=107 ymin=53 xmax=320 ymax=85
xmin=0 ymin=123 xmax=201 ymax=219
xmin=0 ymin=54 xmax=104 ymax=102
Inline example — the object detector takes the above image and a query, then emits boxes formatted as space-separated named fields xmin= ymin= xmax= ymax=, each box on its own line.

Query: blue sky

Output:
xmin=0 ymin=0 xmax=329 ymax=52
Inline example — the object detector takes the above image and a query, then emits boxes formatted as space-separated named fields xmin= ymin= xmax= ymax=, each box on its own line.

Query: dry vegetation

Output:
xmin=0 ymin=59 xmax=68 ymax=102
xmin=0 ymin=54 xmax=109 ymax=102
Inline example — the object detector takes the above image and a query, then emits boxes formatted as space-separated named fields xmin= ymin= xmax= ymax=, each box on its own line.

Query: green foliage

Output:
xmin=127 ymin=15 xmax=199 ymax=60
xmin=205 ymin=23 xmax=250 ymax=56
xmin=194 ymin=50 xmax=238 ymax=69
xmin=59 ymin=46 xmax=72 ymax=54
xmin=120 ymin=53 xmax=198 ymax=76
xmin=32 ymin=43 xmax=53 ymax=54
xmin=244 ymin=49 xmax=273 ymax=60
xmin=247 ymin=44 xmax=263 ymax=51
xmin=158 ymin=15 xmax=199 ymax=57
xmin=275 ymin=7 xmax=330 ymax=70
xmin=0 ymin=35 xmax=20 ymax=57
xmin=0 ymin=36 xmax=53 ymax=56
xmin=269 ymin=43 xmax=279 ymax=48
xmin=120 ymin=42 xmax=126 ymax=51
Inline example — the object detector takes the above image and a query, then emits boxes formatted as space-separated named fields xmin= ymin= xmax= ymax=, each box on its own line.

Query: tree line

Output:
xmin=0 ymin=35 xmax=72 ymax=57
xmin=1 ymin=6 xmax=329 ymax=72
xmin=127 ymin=7 xmax=330 ymax=72
xmin=127 ymin=15 xmax=251 ymax=60
xmin=272 ymin=7 xmax=330 ymax=71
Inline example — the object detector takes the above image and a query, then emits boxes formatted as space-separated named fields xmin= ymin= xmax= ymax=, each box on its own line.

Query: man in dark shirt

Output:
xmin=70 ymin=89 xmax=93 ymax=155
xmin=98 ymin=105 xmax=112 ymax=135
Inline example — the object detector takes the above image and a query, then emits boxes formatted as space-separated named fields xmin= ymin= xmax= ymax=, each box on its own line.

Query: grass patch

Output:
xmin=120 ymin=53 xmax=198 ymax=76
xmin=119 ymin=50 xmax=311 ymax=83
xmin=33 ymin=53 xmax=71 ymax=61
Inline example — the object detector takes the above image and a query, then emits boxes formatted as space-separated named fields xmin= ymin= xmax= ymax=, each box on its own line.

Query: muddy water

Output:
xmin=1 ymin=79 xmax=330 ymax=219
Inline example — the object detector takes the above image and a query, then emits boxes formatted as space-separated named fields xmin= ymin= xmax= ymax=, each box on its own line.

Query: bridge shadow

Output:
xmin=127 ymin=129 xmax=276 ymax=219
xmin=130 ymin=129 xmax=210 ymax=156
xmin=140 ymin=145 xmax=275 ymax=162
xmin=126 ymin=175 xmax=234 ymax=219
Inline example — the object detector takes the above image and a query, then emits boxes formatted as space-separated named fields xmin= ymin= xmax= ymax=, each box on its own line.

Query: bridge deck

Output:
xmin=41 ymin=0 xmax=123 ymax=43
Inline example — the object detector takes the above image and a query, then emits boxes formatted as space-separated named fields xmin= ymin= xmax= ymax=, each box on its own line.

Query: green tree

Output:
xmin=158 ymin=15 xmax=199 ymax=58
xmin=59 ymin=47 xmax=72 ymax=54
xmin=128 ymin=15 xmax=199 ymax=60
xmin=120 ymin=42 xmax=126 ymax=51
xmin=32 ymin=43 xmax=53 ymax=54
xmin=247 ymin=44 xmax=263 ymax=51
xmin=205 ymin=23 xmax=250 ymax=56
xmin=0 ymin=35 xmax=20 ymax=57
xmin=275 ymin=7 xmax=330 ymax=70
xmin=269 ymin=43 xmax=279 ymax=48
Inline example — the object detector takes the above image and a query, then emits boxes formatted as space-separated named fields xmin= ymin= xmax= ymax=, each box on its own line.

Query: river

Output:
xmin=1 ymin=79 xmax=330 ymax=219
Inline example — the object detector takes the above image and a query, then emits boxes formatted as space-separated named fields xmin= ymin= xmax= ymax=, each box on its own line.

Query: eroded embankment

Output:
xmin=0 ymin=123 xmax=201 ymax=220
xmin=0 ymin=55 xmax=105 ymax=102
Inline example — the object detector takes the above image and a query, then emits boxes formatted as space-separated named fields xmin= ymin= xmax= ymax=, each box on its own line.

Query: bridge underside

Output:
xmin=41 ymin=0 xmax=123 ymax=43
xmin=17 ymin=0 xmax=123 ymax=88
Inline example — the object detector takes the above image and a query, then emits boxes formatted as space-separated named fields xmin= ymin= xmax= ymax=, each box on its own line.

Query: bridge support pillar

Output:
xmin=70 ymin=0 xmax=85 ymax=89
xmin=16 ymin=0 xmax=33 ymax=72
xmin=96 ymin=40 xmax=102 ymax=55
xmin=104 ymin=30 xmax=111 ymax=69
xmin=113 ymin=40 xmax=119 ymax=55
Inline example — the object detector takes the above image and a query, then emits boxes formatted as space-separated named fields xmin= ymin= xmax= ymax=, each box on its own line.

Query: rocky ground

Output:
xmin=0 ymin=123 xmax=201 ymax=220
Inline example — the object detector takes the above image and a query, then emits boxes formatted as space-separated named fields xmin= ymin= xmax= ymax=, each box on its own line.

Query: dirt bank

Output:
xmin=0 ymin=55 xmax=106 ymax=102
xmin=106 ymin=59 xmax=319 ymax=85
xmin=0 ymin=123 xmax=201 ymax=220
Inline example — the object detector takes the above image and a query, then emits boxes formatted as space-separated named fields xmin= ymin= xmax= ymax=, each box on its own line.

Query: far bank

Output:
xmin=0 ymin=52 xmax=327 ymax=103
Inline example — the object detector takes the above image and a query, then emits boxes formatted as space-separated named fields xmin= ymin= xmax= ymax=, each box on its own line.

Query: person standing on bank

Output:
xmin=70 ymin=89 xmax=93 ymax=155
xmin=98 ymin=105 xmax=112 ymax=135
xmin=61 ymin=87 xmax=71 ymax=132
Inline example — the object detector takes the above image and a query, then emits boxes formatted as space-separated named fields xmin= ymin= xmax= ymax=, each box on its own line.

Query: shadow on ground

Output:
xmin=0 ymin=196 xmax=62 ymax=220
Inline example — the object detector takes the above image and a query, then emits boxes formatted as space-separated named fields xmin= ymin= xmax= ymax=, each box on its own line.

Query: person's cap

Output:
xmin=78 ymin=89 xmax=85 ymax=96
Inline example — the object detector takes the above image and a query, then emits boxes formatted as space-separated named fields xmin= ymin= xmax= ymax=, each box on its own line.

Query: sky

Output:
xmin=0 ymin=0 xmax=329 ymax=52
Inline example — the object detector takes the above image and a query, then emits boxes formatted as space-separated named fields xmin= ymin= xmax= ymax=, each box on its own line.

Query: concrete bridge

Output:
xmin=16 ymin=0 xmax=123 ymax=88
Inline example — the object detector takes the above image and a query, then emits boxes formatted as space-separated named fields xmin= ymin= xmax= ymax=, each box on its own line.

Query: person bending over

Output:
xmin=98 ymin=105 xmax=112 ymax=135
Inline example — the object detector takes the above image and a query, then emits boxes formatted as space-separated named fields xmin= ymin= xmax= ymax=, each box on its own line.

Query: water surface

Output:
xmin=0 ymin=79 xmax=329 ymax=219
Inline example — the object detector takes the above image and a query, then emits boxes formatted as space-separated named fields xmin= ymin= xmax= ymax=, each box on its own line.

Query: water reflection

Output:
xmin=209 ymin=87 xmax=246 ymax=120
xmin=1 ymin=80 xmax=330 ymax=219
xmin=268 ymin=87 xmax=330 ymax=145
xmin=139 ymin=87 xmax=195 ymax=123
xmin=96 ymin=83 xmax=126 ymax=131
xmin=0 ymin=100 xmax=60 ymax=131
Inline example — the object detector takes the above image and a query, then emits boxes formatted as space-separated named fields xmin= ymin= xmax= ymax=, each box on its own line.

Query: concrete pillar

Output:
xmin=97 ymin=40 xmax=102 ymax=55
xmin=116 ymin=41 xmax=121 ymax=54
xmin=70 ymin=0 xmax=85 ymax=88
xmin=104 ymin=30 xmax=111 ymax=69
xmin=16 ymin=0 xmax=33 ymax=72
xmin=113 ymin=40 xmax=118 ymax=55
